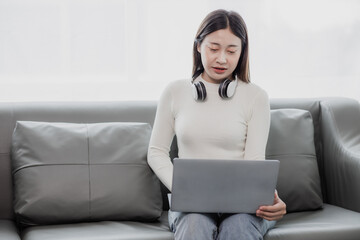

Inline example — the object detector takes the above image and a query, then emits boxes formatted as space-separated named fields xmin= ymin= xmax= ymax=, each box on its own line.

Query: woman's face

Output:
xmin=197 ymin=27 xmax=242 ymax=84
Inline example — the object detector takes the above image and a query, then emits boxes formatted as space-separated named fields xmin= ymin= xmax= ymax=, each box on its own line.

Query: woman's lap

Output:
xmin=168 ymin=210 xmax=276 ymax=240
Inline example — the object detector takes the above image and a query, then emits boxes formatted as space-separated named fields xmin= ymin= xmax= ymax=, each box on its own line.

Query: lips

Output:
xmin=212 ymin=67 xmax=227 ymax=74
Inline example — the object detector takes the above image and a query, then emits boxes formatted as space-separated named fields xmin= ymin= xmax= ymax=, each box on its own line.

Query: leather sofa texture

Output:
xmin=0 ymin=98 xmax=360 ymax=240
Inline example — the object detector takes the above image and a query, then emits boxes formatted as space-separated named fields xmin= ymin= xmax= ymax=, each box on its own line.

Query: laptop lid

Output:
xmin=170 ymin=158 xmax=279 ymax=213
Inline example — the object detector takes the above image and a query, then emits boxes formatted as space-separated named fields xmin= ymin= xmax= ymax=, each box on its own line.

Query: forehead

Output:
xmin=203 ymin=28 xmax=241 ymax=47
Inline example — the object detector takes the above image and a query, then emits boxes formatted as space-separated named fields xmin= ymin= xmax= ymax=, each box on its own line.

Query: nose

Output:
xmin=216 ymin=51 xmax=227 ymax=64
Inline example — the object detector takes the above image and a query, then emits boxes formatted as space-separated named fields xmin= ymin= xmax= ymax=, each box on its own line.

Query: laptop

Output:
xmin=170 ymin=158 xmax=280 ymax=213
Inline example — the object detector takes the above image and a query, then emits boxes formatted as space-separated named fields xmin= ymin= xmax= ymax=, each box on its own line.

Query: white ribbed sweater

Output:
xmin=147 ymin=76 xmax=270 ymax=191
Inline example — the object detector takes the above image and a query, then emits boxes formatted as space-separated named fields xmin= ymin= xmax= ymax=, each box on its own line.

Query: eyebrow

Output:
xmin=209 ymin=42 xmax=239 ymax=48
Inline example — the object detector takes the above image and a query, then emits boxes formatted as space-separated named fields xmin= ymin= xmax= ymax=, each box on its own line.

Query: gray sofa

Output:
xmin=1 ymin=98 xmax=360 ymax=240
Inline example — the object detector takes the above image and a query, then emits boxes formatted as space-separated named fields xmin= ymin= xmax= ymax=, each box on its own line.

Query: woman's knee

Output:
xmin=174 ymin=213 xmax=218 ymax=240
xmin=218 ymin=214 xmax=263 ymax=240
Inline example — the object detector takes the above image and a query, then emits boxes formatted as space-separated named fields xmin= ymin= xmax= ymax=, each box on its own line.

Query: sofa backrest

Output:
xmin=0 ymin=99 xmax=323 ymax=219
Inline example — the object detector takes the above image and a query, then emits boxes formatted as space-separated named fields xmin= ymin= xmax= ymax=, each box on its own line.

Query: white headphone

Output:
xmin=191 ymin=78 xmax=238 ymax=101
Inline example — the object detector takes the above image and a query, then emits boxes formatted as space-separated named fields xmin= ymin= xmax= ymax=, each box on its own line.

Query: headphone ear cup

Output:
xmin=192 ymin=81 xmax=207 ymax=101
xmin=218 ymin=79 xmax=237 ymax=99
xmin=226 ymin=80 xmax=237 ymax=98
xmin=218 ymin=79 xmax=231 ymax=98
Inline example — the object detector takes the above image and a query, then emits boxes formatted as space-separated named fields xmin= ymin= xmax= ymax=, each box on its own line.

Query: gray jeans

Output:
xmin=168 ymin=210 xmax=276 ymax=240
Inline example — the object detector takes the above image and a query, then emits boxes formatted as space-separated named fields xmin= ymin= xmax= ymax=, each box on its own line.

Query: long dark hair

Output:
xmin=192 ymin=9 xmax=250 ymax=83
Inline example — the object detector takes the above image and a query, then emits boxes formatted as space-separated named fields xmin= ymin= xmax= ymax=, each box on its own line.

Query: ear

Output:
xmin=197 ymin=42 xmax=201 ymax=53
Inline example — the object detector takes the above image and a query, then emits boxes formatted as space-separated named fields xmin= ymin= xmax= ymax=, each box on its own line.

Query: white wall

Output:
xmin=0 ymin=0 xmax=359 ymax=102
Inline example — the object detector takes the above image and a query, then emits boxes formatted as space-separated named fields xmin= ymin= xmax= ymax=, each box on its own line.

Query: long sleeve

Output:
xmin=147 ymin=84 xmax=176 ymax=191
xmin=148 ymin=78 xmax=270 ymax=191
xmin=244 ymin=89 xmax=271 ymax=160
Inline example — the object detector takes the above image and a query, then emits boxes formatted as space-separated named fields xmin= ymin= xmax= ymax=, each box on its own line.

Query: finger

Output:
xmin=274 ymin=193 xmax=279 ymax=204
xmin=257 ymin=204 xmax=286 ymax=220
xmin=261 ymin=214 xmax=283 ymax=221
xmin=257 ymin=207 xmax=284 ymax=216
xmin=259 ymin=203 xmax=282 ymax=213
xmin=256 ymin=210 xmax=284 ymax=221
xmin=259 ymin=214 xmax=280 ymax=221
xmin=257 ymin=213 xmax=281 ymax=221
xmin=260 ymin=196 xmax=286 ymax=212
xmin=257 ymin=209 xmax=283 ymax=218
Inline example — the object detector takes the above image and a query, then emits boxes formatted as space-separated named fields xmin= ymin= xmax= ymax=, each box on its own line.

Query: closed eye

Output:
xmin=227 ymin=48 xmax=238 ymax=54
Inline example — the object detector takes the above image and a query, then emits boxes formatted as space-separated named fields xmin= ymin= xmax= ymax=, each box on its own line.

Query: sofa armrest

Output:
xmin=320 ymin=98 xmax=360 ymax=212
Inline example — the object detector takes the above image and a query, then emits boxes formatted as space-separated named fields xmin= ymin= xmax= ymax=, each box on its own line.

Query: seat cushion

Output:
xmin=21 ymin=212 xmax=173 ymax=240
xmin=12 ymin=121 xmax=162 ymax=226
xmin=21 ymin=205 xmax=360 ymax=240
xmin=265 ymin=204 xmax=360 ymax=240
xmin=0 ymin=220 xmax=21 ymax=240
xmin=266 ymin=109 xmax=323 ymax=212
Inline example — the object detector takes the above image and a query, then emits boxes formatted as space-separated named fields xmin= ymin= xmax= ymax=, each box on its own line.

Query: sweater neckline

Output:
xmin=195 ymin=75 xmax=221 ymax=94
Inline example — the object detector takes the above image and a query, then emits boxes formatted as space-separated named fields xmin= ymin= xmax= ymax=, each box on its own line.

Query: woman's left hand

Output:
xmin=256 ymin=190 xmax=286 ymax=221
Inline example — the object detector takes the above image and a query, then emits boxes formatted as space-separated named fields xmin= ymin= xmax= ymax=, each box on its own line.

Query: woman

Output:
xmin=148 ymin=9 xmax=286 ymax=240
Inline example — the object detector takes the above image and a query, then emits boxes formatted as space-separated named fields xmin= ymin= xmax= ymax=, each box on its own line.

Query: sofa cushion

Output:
xmin=265 ymin=204 xmax=360 ymax=240
xmin=0 ymin=220 xmax=21 ymax=240
xmin=266 ymin=109 xmax=323 ymax=212
xmin=11 ymin=121 xmax=162 ymax=226
xmin=21 ymin=212 xmax=173 ymax=240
